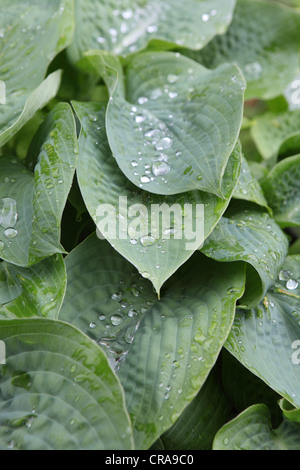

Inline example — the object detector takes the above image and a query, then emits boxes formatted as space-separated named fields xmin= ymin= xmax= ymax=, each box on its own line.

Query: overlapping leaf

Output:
xmin=0 ymin=0 xmax=74 ymax=145
xmin=82 ymin=51 xmax=245 ymax=197
xmin=0 ymin=254 xmax=66 ymax=320
xmin=59 ymin=234 xmax=246 ymax=449
xmin=68 ymin=0 xmax=236 ymax=61
xmin=233 ymin=155 xmax=268 ymax=209
xmin=262 ymin=154 xmax=300 ymax=227
xmin=156 ymin=366 xmax=232 ymax=450
xmin=251 ymin=110 xmax=300 ymax=160
xmin=0 ymin=103 xmax=78 ymax=266
xmin=213 ymin=404 xmax=300 ymax=450
xmin=187 ymin=0 xmax=300 ymax=100
xmin=0 ymin=319 xmax=134 ymax=450
xmin=201 ymin=203 xmax=289 ymax=307
xmin=73 ymin=101 xmax=242 ymax=294
xmin=226 ymin=256 xmax=300 ymax=408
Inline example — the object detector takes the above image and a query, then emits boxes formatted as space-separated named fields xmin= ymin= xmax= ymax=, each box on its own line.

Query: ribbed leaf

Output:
xmin=187 ymin=0 xmax=300 ymax=100
xmin=262 ymin=154 xmax=300 ymax=227
xmin=73 ymin=101 xmax=242 ymax=294
xmin=226 ymin=256 xmax=300 ymax=408
xmin=68 ymin=0 xmax=236 ymax=60
xmin=213 ymin=404 xmax=300 ymax=450
xmin=201 ymin=203 xmax=289 ymax=307
xmin=0 ymin=319 xmax=134 ymax=450
xmin=0 ymin=0 xmax=74 ymax=145
xmin=82 ymin=51 xmax=245 ymax=197
xmin=0 ymin=255 xmax=66 ymax=320
xmin=59 ymin=234 xmax=246 ymax=449
xmin=0 ymin=103 xmax=78 ymax=266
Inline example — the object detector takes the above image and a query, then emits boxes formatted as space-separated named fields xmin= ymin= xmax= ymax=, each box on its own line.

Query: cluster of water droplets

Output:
xmin=86 ymin=278 xmax=157 ymax=371
xmin=0 ymin=197 xmax=18 ymax=251
xmin=278 ymin=269 xmax=299 ymax=292
xmin=96 ymin=6 xmax=161 ymax=54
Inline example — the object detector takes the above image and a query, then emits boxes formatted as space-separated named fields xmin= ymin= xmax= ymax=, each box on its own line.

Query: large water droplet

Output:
xmin=152 ymin=161 xmax=170 ymax=177
xmin=111 ymin=315 xmax=123 ymax=326
xmin=286 ymin=279 xmax=298 ymax=291
xmin=0 ymin=197 xmax=18 ymax=229
xmin=155 ymin=137 xmax=173 ymax=151
xmin=4 ymin=228 xmax=18 ymax=239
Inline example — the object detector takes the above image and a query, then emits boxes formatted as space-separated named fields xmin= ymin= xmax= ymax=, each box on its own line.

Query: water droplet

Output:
xmin=152 ymin=161 xmax=171 ymax=177
xmin=0 ymin=198 xmax=18 ymax=229
xmin=111 ymin=315 xmax=123 ymax=326
xmin=128 ymin=309 xmax=138 ymax=317
xmin=141 ymin=272 xmax=151 ymax=279
xmin=140 ymin=175 xmax=151 ymax=184
xmin=202 ymin=13 xmax=210 ymax=22
xmin=111 ymin=292 xmax=122 ymax=301
xmin=89 ymin=322 xmax=96 ymax=329
xmin=140 ymin=235 xmax=158 ymax=247
xmin=147 ymin=25 xmax=158 ymax=33
xmin=169 ymin=92 xmax=178 ymax=99
xmin=155 ymin=137 xmax=173 ymax=151
xmin=286 ymin=279 xmax=298 ymax=291
xmin=167 ymin=74 xmax=178 ymax=84
xmin=131 ymin=160 xmax=138 ymax=167
xmin=138 ymin=97 xmax=148 ymax=105
xmin=135 ymin=114 xmax=146 ymax=124
xmin=244 ymin=62 xmax=263 ymax=79
xmin=4 ymin=228 xmax=18 ymax=239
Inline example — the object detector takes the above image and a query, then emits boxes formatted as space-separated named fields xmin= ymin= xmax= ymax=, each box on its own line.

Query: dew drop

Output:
xmin=286 ymin=279 xmax=298 ymax=291
xmin=4 ymin=228 xmax=18 ymax=239
xmin=111 ymin=315 xmax=123 ymax=326
xmin=152 ymin=161 xmax=171 ymax=177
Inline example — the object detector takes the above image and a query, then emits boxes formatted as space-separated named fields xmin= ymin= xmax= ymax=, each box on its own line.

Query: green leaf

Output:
xmin=201 ymin=202 xmax=289 ymax=307
xmin=0 ymin=103 xmax=78 ymax=266
xmin=0 ymin=72 xmax=62 ymax=148
xmin=251 ymin=110 xmax=300 ymax=160
xmin=73 ymin=101 xmax=242 ymax=294
xmin=0 ymin=255 xmax=66 ymax=320
xmin=187 ymin=0 xmax=300 ymax=100
xmin=262 ymin=154 xmax=300 ymax=228
xmin=279 ymin=398 xmax=300 ymax=423
xmin=0 ymin=0 xmax=74 ymax=145
xmin=158 ymin=365 xmax=232 ymax=450
xmin=233 ymin=155 xmax=268 ymax=209
xmin=226 ymin=256 xmax=300 ymax=408
xmin=59 ymin=233 xmax=246 ymax=449
xmin=0 ymin=319 xmax=134 ymax=450
xmin=83 ymin=51 xmax=245 ymax=197
xmin=67 ymin=0 xmax=236 ymax=61
xmin=213 ymin=404 xmax=300 ymax=450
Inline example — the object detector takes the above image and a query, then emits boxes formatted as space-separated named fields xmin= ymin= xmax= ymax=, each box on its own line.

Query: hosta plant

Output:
xmin=0 ymin=0 xmax=300 ymax=451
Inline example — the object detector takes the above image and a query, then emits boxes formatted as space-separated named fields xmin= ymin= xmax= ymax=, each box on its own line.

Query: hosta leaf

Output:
xmin=187 ymin=0 xmax=300 ymax=100
xmin=0 ymin=0 xmax=74 ymax=145
xmin=251 ymin=110 xmax=300 ymax=161
xmin=0 ymin=319 xmax=133 ymax=450
xmin=280 ymin=398 xmax=300 ymax=423
xmin=213 ymin=404 xmax=300 ymax=450
xmin=0 ymin=255 xmax=66 ymax=320
xmin=0 ymin=103 xmax=78 ymax=266
xmin=157 ymin=366 xmax=232 ymax=450
xmin=59 ymin=234 xmax=246 ymax=449
xmin=233 ymin=155 xmax=268 ymax=209
xmin=226 ymin=256 xmax=300 ymax=408
xmin=67 ymin=0 xmax=236 ymax=61
xmin=83 ymin=51 xmax=245 ymax=197
xmin=73 ymin=101 xmax=242 ymax=294
xmin=0 ymin=72 xmax=62 ymax=148
xmin=262 ymin=154 xmax=300 ymax=227
xmin=201 ymin=202 xmax=289 ymax=307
